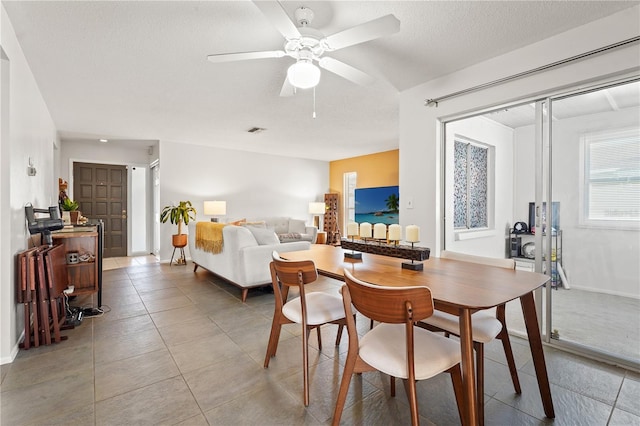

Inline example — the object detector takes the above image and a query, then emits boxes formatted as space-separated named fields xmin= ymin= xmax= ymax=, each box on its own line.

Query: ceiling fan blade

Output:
xmin=323 ymin=14 xmax=400 ymax=51
xmin=279 ymin=77 xmax=295 ymax=97
xmin=207 ymin=50 xmax=285 ymax=63
xmin=319 ymin=57 xmax=375 ymax=86
xmin=253 ymin=1 xmax=301 ymax=40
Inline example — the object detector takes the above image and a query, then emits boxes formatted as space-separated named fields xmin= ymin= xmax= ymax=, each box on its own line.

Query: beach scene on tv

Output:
xmin=354 ymin=186 xmax=399 ymax=225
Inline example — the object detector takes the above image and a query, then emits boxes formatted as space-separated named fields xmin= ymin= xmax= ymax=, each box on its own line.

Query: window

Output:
xmin=343 ymin=172 xmax=357 ymax=231
xmin=454 ymin=138 xmax=489 ymax=229
xmin=581 ymin=128 xmax=640 ymax=227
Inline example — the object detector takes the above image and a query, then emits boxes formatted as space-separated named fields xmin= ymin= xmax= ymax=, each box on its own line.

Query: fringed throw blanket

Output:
xmin=195 ymin=222 xmax=225 ymax=254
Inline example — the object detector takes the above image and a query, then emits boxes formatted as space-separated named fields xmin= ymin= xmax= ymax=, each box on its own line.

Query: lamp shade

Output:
xmin=309 ymin=202 xmax=326 ymax=215
xmin=287 ymin=60 xmax=321 ymax=89
xmin=204 ymin=201 xmax=226 ymax=216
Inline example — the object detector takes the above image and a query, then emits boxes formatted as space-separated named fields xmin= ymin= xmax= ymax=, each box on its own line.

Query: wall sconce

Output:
xmin=204 ymin=201 xmax=226 ymax=222
xmin=308 ymin=202 xmax=325 ymax=229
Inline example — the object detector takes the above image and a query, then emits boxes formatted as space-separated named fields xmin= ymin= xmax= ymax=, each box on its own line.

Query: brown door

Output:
xmin=73 ymin=162 xmax=127 ymax=258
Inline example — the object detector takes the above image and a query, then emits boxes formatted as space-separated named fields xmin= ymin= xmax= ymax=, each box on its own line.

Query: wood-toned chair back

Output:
xmin=343 ymin=269 xmax=434 ymax=324
xmin=271 ymin=251 xmax=318 ymax=288
xmin=440 ymin=250 xmax=515 ymax=270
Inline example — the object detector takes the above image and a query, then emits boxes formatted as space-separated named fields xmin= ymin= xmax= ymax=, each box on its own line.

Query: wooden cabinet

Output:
xmin=51 ymin=228 xmax=99 ymax=296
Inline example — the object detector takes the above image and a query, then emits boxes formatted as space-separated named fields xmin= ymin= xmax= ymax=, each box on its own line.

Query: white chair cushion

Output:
xmin=282 ymin=292 xmax=345 ymax=325
xmin=422 ymin=309 xmax=502 ymax=344
xmin=359 ymin=323 xmax=461 ymax=381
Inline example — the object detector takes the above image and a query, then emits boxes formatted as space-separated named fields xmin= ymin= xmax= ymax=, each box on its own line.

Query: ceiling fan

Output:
xmin=207 ymin=1 xmax=400 ymax=96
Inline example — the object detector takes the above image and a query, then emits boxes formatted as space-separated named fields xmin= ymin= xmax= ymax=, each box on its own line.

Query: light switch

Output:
xmin=407 ymin=198 xmax=414 ymax=209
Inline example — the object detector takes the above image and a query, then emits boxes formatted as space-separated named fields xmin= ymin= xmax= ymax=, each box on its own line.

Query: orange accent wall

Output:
xmin=329 ymin=149 xmax=399 ymax=230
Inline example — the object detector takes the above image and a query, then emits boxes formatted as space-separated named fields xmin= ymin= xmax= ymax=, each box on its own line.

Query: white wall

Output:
xmin=400 ymin=6 xmax=640 ymax=258
xmin=444 ymin=116 xmax=514 ymax=257
xmin=158 ymin=141 xmax=329 ymax=262
xmin=1 ymin=5 xmax=58 ymax=364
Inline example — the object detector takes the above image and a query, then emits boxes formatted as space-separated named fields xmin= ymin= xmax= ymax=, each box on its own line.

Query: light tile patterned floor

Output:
xmin=1 ymin=256 xmax=638 ymax=425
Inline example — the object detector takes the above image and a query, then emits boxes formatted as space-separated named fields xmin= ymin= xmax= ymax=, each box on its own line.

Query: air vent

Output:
xmin=247 ymin=127 xmax=266 ymax=134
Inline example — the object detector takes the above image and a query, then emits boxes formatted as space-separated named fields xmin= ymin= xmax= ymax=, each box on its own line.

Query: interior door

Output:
xmin=74 ymin=162 xmax=128 ymax=258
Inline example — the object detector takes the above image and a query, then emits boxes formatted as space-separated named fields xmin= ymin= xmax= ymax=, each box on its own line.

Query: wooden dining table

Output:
xmin=280 ymin=244 xmax=555 ymax=426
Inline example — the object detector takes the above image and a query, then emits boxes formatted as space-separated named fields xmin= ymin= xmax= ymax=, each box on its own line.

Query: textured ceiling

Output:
xmin=3 ymin=1 xmax=638 ymax=161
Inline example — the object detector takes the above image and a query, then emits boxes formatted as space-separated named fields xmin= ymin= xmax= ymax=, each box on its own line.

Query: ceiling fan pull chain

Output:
xmin=313 ymin=87 xmax=317 ymax=119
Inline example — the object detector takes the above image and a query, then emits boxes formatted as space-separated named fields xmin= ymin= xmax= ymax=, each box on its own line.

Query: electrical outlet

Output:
xmin=407 ymin=198 xmax=414 ymax=209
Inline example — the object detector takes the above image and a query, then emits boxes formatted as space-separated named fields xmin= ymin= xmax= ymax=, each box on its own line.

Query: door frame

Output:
xmin=68 ymin=158 xmax=152 ymax=257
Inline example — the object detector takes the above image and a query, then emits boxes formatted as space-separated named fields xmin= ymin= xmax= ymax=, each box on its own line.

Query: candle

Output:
xmin=347 ymin=222 xmax=359 ymax=237
xmin=406 ymin=225 xmax=420 ymax=243
xmin=359 ymin=222 xmax=372 ymax=239
xmin=373 ymin=223 xmax=386 ymax=239
xmin=388 ymin=224 xmax=402 ymax=241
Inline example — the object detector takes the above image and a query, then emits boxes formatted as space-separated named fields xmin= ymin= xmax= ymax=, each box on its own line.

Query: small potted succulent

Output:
xmin=61 ymin=197 xmax=80 ymax=224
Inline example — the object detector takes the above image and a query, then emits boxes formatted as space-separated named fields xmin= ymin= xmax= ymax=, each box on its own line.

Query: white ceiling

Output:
xmin=4 ymin=1 xmax=638 ymax=161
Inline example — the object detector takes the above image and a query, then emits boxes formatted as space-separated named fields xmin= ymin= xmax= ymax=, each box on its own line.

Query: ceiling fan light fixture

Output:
xmin=287 ymin=60 xmax=320 ymax=89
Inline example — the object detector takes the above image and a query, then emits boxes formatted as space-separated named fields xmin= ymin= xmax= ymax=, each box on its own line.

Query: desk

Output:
xmin=280 ymin=245 xmax=554 ymax=425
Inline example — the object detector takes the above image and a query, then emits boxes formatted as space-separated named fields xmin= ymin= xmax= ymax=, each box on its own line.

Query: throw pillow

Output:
xmin=247 ymin=227 xmax=280 ymax=245
xmin=289 ymin=219 xmax=306 ymax=234
xmin=228 ymin=218 xmax=246 ymax=226
xmin=242 ymin=220 xmax=266 ymax=229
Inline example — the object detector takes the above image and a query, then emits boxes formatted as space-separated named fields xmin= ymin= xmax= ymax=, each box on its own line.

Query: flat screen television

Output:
xmin=354 ymin=185 xmax=399 ymax=225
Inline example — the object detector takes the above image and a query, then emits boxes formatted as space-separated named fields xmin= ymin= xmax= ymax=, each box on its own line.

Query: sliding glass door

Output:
xmin=547 ymin=80 xmax=639 ymax=365
xmin=443 ymin=78 xmax=639 ymax=368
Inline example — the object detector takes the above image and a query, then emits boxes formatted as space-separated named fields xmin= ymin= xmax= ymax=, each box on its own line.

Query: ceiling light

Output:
xmin=287 ymin=60 xmax=320 ymax=89
xmin=99 ymin=139 xmax=108 ymax=143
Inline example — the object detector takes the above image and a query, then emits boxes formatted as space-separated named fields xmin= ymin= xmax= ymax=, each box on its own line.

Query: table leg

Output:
xmin=459 ymin=308 xmax=477 ymax=426
xmin=520 ymin=291 xmax=555 ymax=419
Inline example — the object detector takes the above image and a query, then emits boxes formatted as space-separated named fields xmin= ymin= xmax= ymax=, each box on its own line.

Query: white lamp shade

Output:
xmin=204 ymin=201 xmax=226 ymax=216
xmin=309 ymin=202 xmax=326 ymax=215
xmin=287 ymin=60 xmax=321 ymax=89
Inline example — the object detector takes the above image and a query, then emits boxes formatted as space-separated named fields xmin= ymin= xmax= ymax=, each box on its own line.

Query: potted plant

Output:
xmin=160 ymin=201 xmax=197 ymax=248
xmin=61 ymin=197 xmax=80 ymax=224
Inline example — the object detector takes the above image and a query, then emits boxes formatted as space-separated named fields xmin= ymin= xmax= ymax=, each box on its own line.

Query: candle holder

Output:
xmin=344 ymin=235 xmax=362 ymax=259
xmin=402 ymin=242 xmax=424 ymax=271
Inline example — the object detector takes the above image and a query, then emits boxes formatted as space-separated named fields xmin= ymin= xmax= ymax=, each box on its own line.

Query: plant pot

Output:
xmin=70 ymin=211 xmax=80 ymax=224
xmin=172 ymin=234 xmax=187 ymax=248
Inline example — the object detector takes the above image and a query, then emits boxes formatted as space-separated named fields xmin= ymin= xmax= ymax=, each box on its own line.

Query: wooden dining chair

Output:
xmin=264 ymin=251 xmax=348 ymax=406
xmin=418 ymin=250 xmax=522 ymax=425
xmin=333 ymin=269 xmax=464 ymax=426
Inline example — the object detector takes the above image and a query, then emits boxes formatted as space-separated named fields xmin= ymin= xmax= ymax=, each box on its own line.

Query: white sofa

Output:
xmin=188 ymin=222 xmax=311 ymax=302
xmin=246 ymin=217 xmax=318 ymax=243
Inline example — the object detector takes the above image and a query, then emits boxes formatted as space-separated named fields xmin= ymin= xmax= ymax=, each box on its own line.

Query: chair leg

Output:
xmin=316 ymin=326 xmax=322 ymax=351
xmin=264 ymin=315 xmax=283 ymax=368
xmin=331 ymin=355 xmax=356 ymax=426
xmin=499 ymin=332 xmax=522 ymax=394
xmin=303 ymin=325 xmax=310 ymax=406
xmin=448 ymin=364 xmax=466 ymax=426
xmin=475 ymin=342 xmax=485 ymax=426
xmin=402 ymin=379 xmax=420 ymax=426
xmin=496 ymin=304 xmax=522 ymax=394
xmin=390 ymin=376 xmax=396 ymax=397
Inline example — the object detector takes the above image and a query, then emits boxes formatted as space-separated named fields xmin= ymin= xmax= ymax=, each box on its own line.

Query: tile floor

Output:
xmin=1 ymin=256 xmax=639 ymax=425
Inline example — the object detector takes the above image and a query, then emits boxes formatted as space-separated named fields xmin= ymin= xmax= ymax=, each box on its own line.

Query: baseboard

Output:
xmin=0 ymin=330 xmax=23 ymax=365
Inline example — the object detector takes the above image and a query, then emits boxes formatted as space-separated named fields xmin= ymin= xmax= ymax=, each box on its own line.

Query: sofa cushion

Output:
xmin=247 ymin=227 xmax=280 ymax=245
xmin=289 ymin=219 xmax=306 ymax=234
xmin=242 ymin=221 xmax=266 ymax=228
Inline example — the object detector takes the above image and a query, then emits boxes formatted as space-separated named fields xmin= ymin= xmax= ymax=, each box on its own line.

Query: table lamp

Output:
xmin=309 ymin=202 xmax=325 ymax=229
xmin=204 ymin=201 xmax=226 ymax=222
